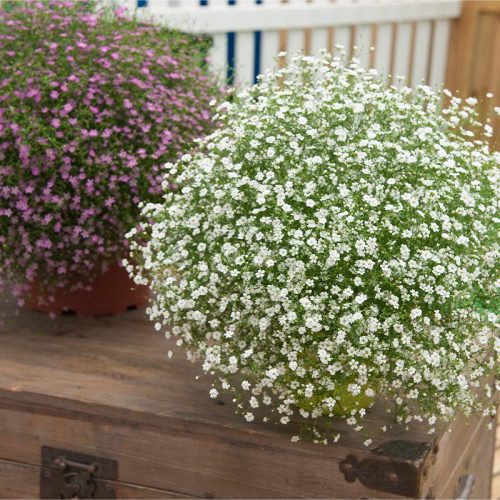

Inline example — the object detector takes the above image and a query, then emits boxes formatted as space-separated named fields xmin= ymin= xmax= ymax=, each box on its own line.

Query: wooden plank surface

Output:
xmin=415 ymin=409 xmax=495 ymax=500
xmin=0 ymin=458 xmax=196 ymax=499
xmin=445 ymin=0 xmax=500 ymax=149
xmin=0 ymin=459 xmax=38 ymax=499
xmin=0 ymin=307 xmax=494 ymax=498
xmin=0 ymin=307 xmax=419 ymax=498
xmin=0 ymin=307 xmax=433 ymax=449
xmin=436 ymin=415 xmax=494 ymax=499
xmin=493 ymin=418 xmax=500 ymax=499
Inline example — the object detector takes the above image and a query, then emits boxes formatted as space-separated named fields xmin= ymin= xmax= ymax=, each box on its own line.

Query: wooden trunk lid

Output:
xmin=0 ymin=308 xmax=494 ymax=498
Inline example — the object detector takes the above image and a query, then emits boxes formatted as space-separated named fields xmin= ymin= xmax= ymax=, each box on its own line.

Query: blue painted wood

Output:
xmin=253 ymin=0 xmax=263 ymax=83
xmin=227 ymin=0 xmax=236 ymax=84
xmin=227 ymin=32 xmax=236 ymax=84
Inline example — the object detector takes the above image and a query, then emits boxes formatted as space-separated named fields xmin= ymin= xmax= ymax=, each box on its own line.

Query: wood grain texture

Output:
xmin=0 ymin=459 xmax=39 ymax=499
xmin=445 ymin=0 xmax=500 ymax=93
xmin=493 ymin=418 xmax=500 ymax=500
xmin=0 ymin=458 xmax=197 ymax=499
xmin=435 ymin=416 xmax=494 ymax=499
xmin=0 ymin=307 xmax=495 ymax=498
xmin=445 ymin=0 xmax=500 ymax=149
xmin=117 ymin=483 xmax=198 ymax=499
xmin=493 ymin=474 xmax=500 ymax=500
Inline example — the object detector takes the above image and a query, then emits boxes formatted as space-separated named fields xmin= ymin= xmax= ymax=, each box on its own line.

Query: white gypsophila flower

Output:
xmin=127 ymin=51 xmax=499 ymax=445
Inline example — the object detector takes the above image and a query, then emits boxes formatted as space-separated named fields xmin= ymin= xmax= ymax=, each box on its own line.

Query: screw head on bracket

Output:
xmin=387 ymin=472 xmax=399 ymax=484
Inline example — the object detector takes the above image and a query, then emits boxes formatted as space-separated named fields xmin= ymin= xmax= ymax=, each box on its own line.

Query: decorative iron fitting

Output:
xmin=339 ymin=440 xmax=435 ymax=498
xmin=40 ymin=446 xmax=118 ymax=499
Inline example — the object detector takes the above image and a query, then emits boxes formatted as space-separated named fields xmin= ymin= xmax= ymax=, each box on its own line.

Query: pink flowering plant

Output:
xmin=0 ymin=1 xmax=221 ymax=299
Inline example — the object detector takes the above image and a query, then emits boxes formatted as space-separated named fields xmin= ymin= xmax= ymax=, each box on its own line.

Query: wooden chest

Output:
xmin=0 ymin=307 xmax=496 ymax=499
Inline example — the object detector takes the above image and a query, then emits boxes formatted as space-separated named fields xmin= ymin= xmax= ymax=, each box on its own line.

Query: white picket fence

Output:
xmin=131 ymin=0 xmax=461 ymax=87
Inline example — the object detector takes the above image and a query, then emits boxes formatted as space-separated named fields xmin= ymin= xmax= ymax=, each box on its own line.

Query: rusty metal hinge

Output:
xmin=339 ymin=440 xmax=434 ymax=498
xmin=40 ymin=446 xmax=118 ymax=499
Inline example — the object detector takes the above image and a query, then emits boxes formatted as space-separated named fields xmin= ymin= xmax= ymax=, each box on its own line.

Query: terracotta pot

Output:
xmin=25 ymin=263 xmax=149 ymax=317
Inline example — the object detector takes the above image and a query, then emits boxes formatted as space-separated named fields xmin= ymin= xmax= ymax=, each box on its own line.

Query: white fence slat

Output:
xmin=411 ymin=20 xmax=431 ymax=85
xmin=284 ymin=0 xmax=308 ymax=58
xmin=235 ymin=31 xmax=255 ymax=83
xmin=332 ymin=0 xmax=355 ymax=58
xmin=146 ymin=1 xmax=461 ymax=33
xmin=209 ymin=33 xmax=228 ymax=79
xmin=353 ymin=24 xmax=372 ymax=67
xmin=138 ymin=0 xmax=461 ymax=88
xmin=310 ymin=27 xmax=329 ymax=55
xmin=118 ymin=0 xmax=138 ymax=15
xmin=334 ymin=25 xmax=351 ymax=53
xmin=392 ymin=21 xmax=412 ymax=86
xmin=287 ymin=29 xmax=305 ymax=57
xmin=374 ymin=23 xmax=393 ymax=78
xmin=429 ymin=19 xmax=451 ymax=88
xmin=260 ymin=30 xmax=281 ymax=74
xmin=309 ymin=0 xmax=330 ymax=54
xmin=174 ymin=0 xmax=199 ymax=6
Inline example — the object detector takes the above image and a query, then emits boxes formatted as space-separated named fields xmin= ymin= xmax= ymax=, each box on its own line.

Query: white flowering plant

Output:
xmin=127 ymin=52 xmax=499 ymax=444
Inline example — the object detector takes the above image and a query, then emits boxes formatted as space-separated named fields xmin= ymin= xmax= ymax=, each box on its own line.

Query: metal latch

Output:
xmin=455 ymin=474 xmax=475 ymax=499
xmin=40 ymin=446 xmax=118 ymax=499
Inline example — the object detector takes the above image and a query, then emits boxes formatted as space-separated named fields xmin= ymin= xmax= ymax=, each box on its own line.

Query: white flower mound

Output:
xmin=128 ymin=52 xmax=499 ymax=443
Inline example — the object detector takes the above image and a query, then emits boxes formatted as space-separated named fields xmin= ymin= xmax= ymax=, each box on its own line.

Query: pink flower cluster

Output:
xmin=0 ymin=1 xmax=222 ymax=297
